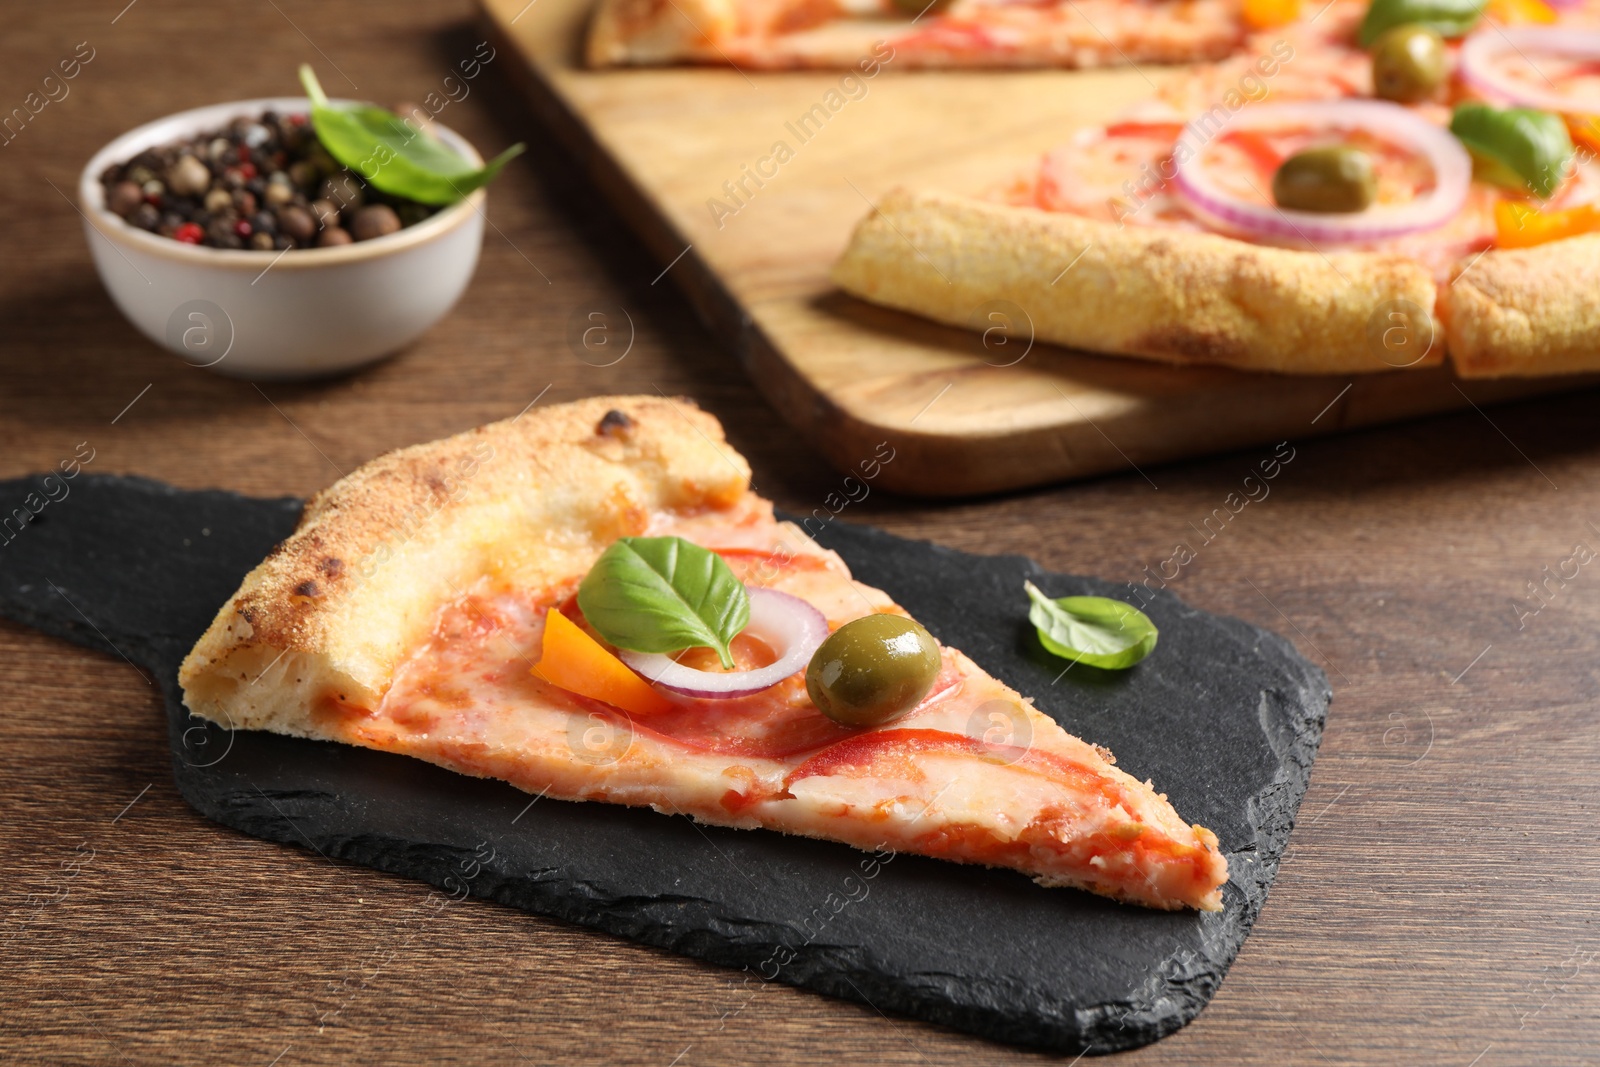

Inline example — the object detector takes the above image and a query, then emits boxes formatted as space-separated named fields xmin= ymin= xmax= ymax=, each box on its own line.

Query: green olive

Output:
xmin=1371 ymin=24 xmax=1448 ymax=104
xmin=1271 ymin=146 xmax=1377 ymax=214
xmin=805 ymin=614 xmax=941 ymax=727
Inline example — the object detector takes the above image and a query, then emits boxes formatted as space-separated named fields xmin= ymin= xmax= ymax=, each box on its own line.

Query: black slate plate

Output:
xmin=0 ymin=474 xmax=1329 ymax=1054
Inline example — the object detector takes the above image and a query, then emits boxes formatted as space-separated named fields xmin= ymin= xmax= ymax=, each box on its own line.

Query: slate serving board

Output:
xmin=0 ymin=474 xmax=1329 ymax=1054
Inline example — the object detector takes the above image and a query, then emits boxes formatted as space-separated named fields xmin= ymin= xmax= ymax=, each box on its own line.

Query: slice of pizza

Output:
xmin=179 ymin=396 xmax=1228 ymax=911
xmin=831 ymin=2 xmax=1600 ymax=376
xmin=586 ymin=0 xmax=1250 ymax=70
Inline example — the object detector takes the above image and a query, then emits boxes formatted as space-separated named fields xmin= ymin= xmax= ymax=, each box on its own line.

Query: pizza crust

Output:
xmin=586 ymin=0 xmax=1244 ymax=69
xmin=586 ymin=0 xmax=738 ymax=67
xmin=831 ymin=187 xmax=1442 ymax=375
xmin=1442 ymin=234 xmax=1600 ymax=378
xmin=178 ymin=396 xmax=751 ymax=739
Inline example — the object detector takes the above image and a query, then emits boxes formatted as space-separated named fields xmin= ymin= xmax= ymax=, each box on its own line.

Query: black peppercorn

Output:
xmin=277 ymin=204 xmax=316 ymax=243
xmin=107 ymin=180 xmax=144 ymax=217
xmin=320 ymin=171 xmax=365 ymax=211
xmin=350 ymin=204 xmax=401 ymax=241
xmin=101 ymin=107 xmax=436 ymax=250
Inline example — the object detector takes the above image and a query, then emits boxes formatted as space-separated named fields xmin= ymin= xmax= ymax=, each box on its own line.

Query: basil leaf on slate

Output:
xmin=1024 ymin=581 xmax=1159 ymax=670
xmin=578 ymin=537 xmax=751 ymax=670
xmin=299 ymin=65 xmax=524 ymax=206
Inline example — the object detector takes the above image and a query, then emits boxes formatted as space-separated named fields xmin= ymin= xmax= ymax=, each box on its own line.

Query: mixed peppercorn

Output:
xmin=99 ymin=109 xmax=437 ymax=250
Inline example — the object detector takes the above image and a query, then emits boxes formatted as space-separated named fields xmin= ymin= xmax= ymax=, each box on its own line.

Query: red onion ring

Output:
xmin=619 ymin=587 xmax=827 ymax=699
xmin=1170 ymin=100 xmax=1472 ymax=244
xmin=1459 ymin=27 xmax=1600 ymax=114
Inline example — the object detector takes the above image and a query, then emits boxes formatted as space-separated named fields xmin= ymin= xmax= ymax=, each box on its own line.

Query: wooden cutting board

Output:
xmin=480 ymin=0 xmax=1579 ymax=496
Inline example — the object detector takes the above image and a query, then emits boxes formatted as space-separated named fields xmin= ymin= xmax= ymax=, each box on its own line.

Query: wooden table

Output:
xmin=3 ymin=2 xmax=1597 ymax=1064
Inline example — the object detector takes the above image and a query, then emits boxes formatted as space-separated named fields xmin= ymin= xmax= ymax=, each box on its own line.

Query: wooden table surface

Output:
xmin=3 ymin=2 xmax=1598 ymax=1064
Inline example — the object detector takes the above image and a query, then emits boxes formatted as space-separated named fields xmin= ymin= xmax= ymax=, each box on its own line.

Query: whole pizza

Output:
xmin=592 ymin=0 xmax=1600 ymax=377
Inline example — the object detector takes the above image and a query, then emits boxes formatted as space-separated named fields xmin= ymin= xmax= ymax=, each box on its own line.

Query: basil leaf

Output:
xmin=1024 ymin=581 xmax=1158 ymax=670
xmin=1450 ymin=103 xmax=1573 ymax=199
xmin=299 ymin=65 xmax=524 ymax=206
xmin=578 ymin=537 xmax=751 ymax=669
xmin=1358 ymin=0 xmax=1483 ymax=47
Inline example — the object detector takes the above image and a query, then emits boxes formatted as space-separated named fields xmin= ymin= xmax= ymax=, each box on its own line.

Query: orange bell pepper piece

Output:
xmin=532 ymin=608 xmax=674 ymax=716
xmin=1243 ymin=0 xmax=1300 ymax=29
xmin=1567 ymin=115 xmax=1600 ymax=159
xmin=1494 ymin=199 xmax=1600 ymax=248
xmin=1485 ymin=0 xmax=1557 ymax=23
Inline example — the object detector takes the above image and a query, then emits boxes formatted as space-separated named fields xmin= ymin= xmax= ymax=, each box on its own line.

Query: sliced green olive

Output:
xmin=805 ymin=614 xmax=941 ymax=727
xmin=1272 ymin=146 xmax=1378 ymax=213
xmin=1371 ymin=24 xmax=1448 ymax=103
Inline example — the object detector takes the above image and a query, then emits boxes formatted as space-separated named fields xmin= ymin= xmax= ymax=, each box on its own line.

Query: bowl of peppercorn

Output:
xmin=78 ymin=95 xmax=492 ymax=380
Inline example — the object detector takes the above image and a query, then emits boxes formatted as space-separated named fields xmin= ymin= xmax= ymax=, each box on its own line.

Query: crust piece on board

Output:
xmin=831 ymin=187 xmax=1442 ymax=375
xmin=178 ymin=396 xmax=749 ymax=741
xmin=1443 ymin=234 xmax=1600 ymax=378
xmin=586 ymin=0 xmax=736 ymax=67
xmin=585 ymin=0 xmax=1243 ymax=70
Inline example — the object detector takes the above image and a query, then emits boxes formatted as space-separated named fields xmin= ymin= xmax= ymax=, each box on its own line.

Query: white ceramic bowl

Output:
xmin=78 ymin=97 xmax=486 ymax=380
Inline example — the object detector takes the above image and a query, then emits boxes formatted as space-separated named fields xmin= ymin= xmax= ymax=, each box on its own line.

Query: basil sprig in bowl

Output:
xmin=79 ymin=68 xmax=524 ymax=380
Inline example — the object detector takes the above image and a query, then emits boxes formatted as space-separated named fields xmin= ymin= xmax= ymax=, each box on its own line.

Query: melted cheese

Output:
xmin=332 ymin=512 xmax=1227 ymax=911
xmin=1008 ymin=1 xmax=1600 ymax=281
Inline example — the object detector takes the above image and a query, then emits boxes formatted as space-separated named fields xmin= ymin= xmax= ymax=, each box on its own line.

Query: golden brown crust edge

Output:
xmin=585 ymin=0 xmax=735 ymax=67
xmin=831 ymin=187 xmax=1442 ymax=375
xmin=1442 ymin=234 xmax=1600 ymax=378
xmin=585 ymin=0 xmax=1244 ymax=69
xmin=178 ymin=396 xmax=750 ymax=741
